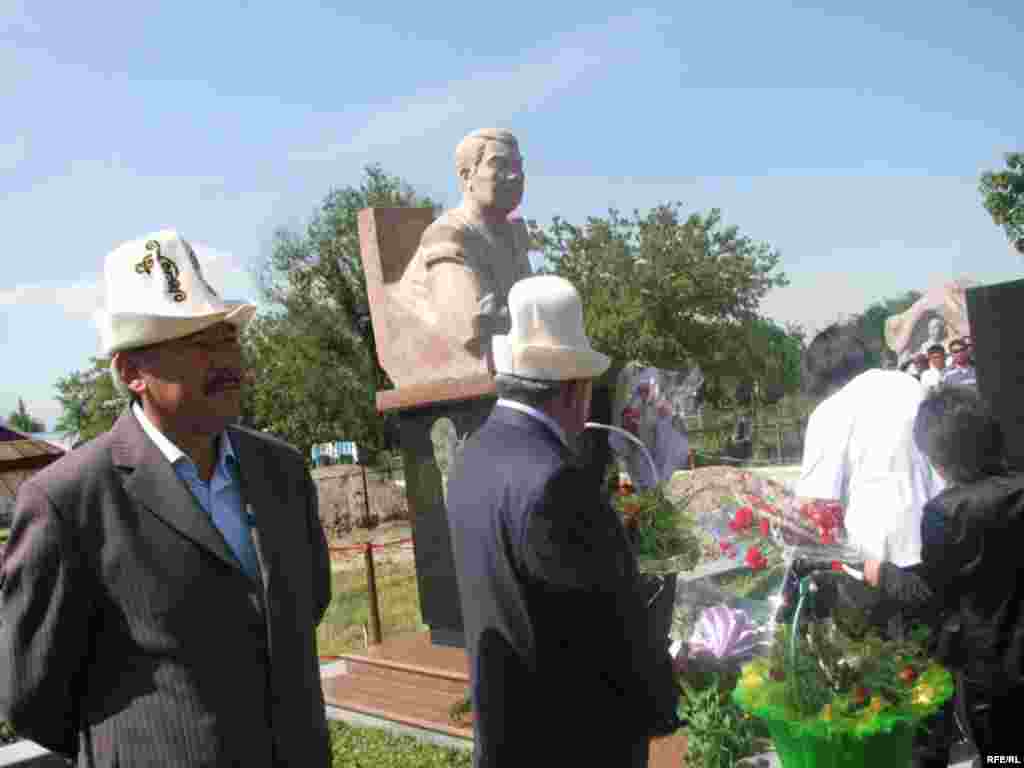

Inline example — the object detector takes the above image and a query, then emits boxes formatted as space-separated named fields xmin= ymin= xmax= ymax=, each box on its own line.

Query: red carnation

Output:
xmin=759 ymin=519 xmax=771 ymax=537
xmin=745 ymin=546 xmax=767 ymax=571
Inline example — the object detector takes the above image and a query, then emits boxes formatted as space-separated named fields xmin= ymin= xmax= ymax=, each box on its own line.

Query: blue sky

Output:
xmin=2 ymin=0 xmax=1021 ymax=429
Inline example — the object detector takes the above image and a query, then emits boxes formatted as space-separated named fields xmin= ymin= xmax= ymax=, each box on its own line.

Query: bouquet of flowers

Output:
xmin=731 ymin=554 xmax=954 ymax=768
xmin=613 ymin=479 xmax=701 ymax=572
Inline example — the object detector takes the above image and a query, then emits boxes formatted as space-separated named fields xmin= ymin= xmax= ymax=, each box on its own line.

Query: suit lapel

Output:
xmin=111 ymin=410 xmax=242 ymax=575
xmin=227 ymin=427 xmax=281 ymax=609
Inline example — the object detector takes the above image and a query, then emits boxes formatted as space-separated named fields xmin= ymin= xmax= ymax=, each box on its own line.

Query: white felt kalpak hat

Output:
xmin=95 ymin=229 xmax=256 ymax=354
xmin=492 ymin=275 xmax=611 ymax=382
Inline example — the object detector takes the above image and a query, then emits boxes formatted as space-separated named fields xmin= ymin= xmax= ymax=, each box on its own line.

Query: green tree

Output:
xmin=531 ymin=204 xmax=788 ymax=403
xmin=243 ymin=165 xmax=438 ymax=463
xmin=54 ymin=357 xmax=127 ymax=444
xmin=6 ymin=397 xmax=46 ymax=433
xmin=980 ymin=152 xmax=1024 ymax=254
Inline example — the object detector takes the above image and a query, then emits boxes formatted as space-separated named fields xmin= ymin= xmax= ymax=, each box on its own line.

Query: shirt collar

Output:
xmin=496 ymin=398 xmax=568 ymax=447
xmin=132 ymin=402 xmax=236 ymax=473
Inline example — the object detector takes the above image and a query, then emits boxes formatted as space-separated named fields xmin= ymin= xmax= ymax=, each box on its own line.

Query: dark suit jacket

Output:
xmin=446 ymin=406 xmax=678 ymax=768
xmin=0 ymin=411 xmax=331 ymax=767
xmin=879 ymin=472 xmax=1024 ymax=692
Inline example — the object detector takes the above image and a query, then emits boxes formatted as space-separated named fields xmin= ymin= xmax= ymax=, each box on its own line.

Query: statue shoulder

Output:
xmin=419 ymin=213 xmax=470 ymax=268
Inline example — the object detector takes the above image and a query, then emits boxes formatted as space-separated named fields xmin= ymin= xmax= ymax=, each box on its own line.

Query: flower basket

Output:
xmin=731 ymin=566 xmax=955 ymax=768
xmin=733 ymin=657 xmax=953 ymax=768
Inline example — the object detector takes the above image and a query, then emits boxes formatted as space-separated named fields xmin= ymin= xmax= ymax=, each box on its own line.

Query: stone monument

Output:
xmin=884 ymin=278 xmax=977 ymax=364
xmin=358 ymin=129 xmax=538 ymax=647
xmin=370 ymin=128 xmax=533 ymax=389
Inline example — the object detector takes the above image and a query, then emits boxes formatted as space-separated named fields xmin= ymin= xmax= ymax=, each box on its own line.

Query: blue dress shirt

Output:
xmin=132 ymin=404 xmax=261 ymax=581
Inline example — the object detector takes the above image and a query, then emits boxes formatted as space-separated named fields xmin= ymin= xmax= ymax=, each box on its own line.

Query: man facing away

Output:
xmin=445 ymin=275 xmax=682 ymax=768
xmin=0 ymin=230 xmax=331 ymax=766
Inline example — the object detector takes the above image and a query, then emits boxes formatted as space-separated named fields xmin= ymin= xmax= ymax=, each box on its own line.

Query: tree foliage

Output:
xmin=54 ymin=358 xmax=127 ymax=444
xmin=980 ymin=152 xmax=1024 ymax=254
xmin=531 ymin=204 xmax=791 ymax=405
xmin=242 ymin=165 xmax=438 ymax=463
xmin=6 ymin=397 xmax=45 ymax=433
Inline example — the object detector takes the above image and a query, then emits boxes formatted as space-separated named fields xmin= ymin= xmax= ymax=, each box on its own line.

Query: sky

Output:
xmin=2 ymin=0 xmax=1021 ymax=429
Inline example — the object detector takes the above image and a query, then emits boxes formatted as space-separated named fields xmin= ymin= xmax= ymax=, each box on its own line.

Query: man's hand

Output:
xmin=863 ymin=559 xmax=882 ymax=587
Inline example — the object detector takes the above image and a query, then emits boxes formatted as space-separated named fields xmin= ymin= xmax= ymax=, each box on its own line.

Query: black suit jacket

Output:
xmin=446 ymin=406 xmax=678 ymax=768
xmin=0 ymin=411 xmax=331 ymax=767
xmin=879 ymin=472 xmax=1024 ymax=691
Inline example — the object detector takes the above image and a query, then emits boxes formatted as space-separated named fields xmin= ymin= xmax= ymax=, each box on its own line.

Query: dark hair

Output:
xmin=913 ymin=386 xmax=1007 ymax=484
xmin=802 ymin=324 xmax=870 ymax=397
xmin=927 ymin=344 xmax=946 ymax=356
xmin=494 ymin=374 xmax=564 ymax=408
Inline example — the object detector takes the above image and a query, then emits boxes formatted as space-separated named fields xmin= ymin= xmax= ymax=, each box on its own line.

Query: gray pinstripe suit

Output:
xmin=0 ymin=411 xmax=331 ymax=767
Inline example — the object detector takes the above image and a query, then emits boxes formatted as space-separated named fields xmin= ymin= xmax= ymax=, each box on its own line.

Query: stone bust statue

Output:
xmin=918 ymin=315 xmax=948 ymax=356
xmin=395 ymin=128 xmax=533 ymax=367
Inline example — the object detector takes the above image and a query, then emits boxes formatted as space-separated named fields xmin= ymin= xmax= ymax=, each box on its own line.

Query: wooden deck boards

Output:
xmin=322 ymin=632 xmax=688 ymax=765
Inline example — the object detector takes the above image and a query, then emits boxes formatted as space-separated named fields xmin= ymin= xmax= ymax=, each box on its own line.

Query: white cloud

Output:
xmin=0 ymin=241 xmax=258 ymax=320
xmin=285 ymin=13 xmax=659 ymax=169
xmin=0 ymin=134 xmax=27 ymax=171
xmin=0 ymin=278 xmax=103 ymax=317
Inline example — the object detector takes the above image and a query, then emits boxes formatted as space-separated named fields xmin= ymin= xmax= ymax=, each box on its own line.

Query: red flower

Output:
xmin=819 ymin=528 xmax=836 ymax=545
xmin=732 ymin=506 xmax=754 ymax=531
xmin=831 ymin=560 xmax=843 ymax=571
xmin=745 ymin=546 xmax=767 ymax=570
xmin=759 ymin=519 xmax=771 ymax=537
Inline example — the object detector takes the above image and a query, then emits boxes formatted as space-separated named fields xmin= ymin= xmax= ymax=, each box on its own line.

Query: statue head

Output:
xmin=927 ymin=316 xmax=945 ymax=342
xmin=455 ymin=128 xmax=524 ymax=216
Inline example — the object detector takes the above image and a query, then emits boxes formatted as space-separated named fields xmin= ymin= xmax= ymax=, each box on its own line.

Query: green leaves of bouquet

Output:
xmin=615 ymin=482 xmax=701 ymax=569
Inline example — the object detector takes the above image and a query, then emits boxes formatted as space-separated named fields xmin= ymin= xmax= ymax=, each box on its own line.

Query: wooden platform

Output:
xmin=322 ymin=632 xmax=688 ymax=765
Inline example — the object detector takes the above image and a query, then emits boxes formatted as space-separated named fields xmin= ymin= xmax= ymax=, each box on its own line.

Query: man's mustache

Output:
xmin=205 ymin=368 xmax=244 ymax=394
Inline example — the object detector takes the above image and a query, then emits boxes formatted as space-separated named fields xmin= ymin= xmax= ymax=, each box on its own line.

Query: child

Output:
xmin=864 ymin=386 xmax=1024 ymax=761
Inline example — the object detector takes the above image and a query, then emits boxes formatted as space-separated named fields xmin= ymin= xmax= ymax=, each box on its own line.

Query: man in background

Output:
xmin=919 ymin=344 xmax=947 ymax=392
xmin=943 ymin=337 xmax=977 ymax=388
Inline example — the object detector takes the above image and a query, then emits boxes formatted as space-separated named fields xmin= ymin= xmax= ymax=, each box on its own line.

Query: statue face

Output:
xmin=466 ymin=140 xmax=524 ymax=214
xmin=928 ymin=317 xmax=944 ymax=340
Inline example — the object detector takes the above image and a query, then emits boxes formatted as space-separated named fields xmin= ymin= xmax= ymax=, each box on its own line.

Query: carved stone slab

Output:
xmin=884 ymin=277 xmax=978 ymax=361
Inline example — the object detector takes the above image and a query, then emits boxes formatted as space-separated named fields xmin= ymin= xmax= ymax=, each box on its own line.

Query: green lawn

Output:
xmin=320 ymin=560 xmax=472 ymax=765
xmin=317 ymin=559 xmax=425 ymax=657
xmin=329 ymin=721 xmax=469 ymax=767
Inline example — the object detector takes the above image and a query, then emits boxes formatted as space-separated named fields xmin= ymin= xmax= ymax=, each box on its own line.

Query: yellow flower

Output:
xmin=869 ymin=696 xmax=884 ymax=713
xmin=821 ymin=703 xmax=833 ymax=721
xmin=912 ymin=684 xmax=934 ymax=705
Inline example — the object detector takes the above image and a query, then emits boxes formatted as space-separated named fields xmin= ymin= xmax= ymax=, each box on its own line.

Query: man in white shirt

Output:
xmin=918 ymin=344 xmax=947 ymax=393
xmin=797 ymin=326 xmax=944 ymax=566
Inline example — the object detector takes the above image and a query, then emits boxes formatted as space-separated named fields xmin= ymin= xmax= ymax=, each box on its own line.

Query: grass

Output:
xmin=329 ymin=721 xmax=470 ymax=767
xmin=320 ymin=560 xmax=472 ymax=766
xmin=317 ymin=559 xmax=425 ymax=657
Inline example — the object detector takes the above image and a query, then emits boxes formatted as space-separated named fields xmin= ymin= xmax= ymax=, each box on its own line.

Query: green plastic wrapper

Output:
xmin=732 ymin=658 xmax=954 ymax=768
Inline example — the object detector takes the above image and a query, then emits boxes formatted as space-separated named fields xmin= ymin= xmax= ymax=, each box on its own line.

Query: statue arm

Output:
xmin=423 ymin=244 xmax=489 ymax=357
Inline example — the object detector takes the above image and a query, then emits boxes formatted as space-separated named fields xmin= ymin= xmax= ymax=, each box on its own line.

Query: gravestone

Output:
xmin=965 ymin=279 xmax=1024 ymax=472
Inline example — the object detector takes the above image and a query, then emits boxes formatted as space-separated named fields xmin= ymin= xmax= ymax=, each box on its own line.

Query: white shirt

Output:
xmin=496 ymin=398 xmax=568 ymax=447
xmin=796 ymin=369 xmax=945 ymax=566
xmin=919 ymin=367 xmax=944 ymax=392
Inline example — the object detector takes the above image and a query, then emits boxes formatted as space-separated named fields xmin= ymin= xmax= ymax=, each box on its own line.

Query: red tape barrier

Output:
xmin=328 ymin=538 xmax=414 ymax=558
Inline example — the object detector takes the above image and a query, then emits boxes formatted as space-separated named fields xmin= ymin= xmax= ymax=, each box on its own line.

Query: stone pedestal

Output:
xmin=966 ymin=279 xmax=1024 ymax=471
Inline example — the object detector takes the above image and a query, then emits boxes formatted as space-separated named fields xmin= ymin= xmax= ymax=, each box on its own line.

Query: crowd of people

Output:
xmin=898 ymin=334 xmax=978 ymax=391
xmin=1 ymin=219 xmax=1020 ymax=767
